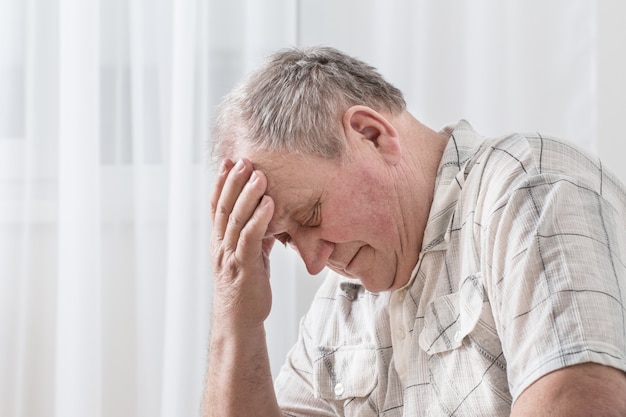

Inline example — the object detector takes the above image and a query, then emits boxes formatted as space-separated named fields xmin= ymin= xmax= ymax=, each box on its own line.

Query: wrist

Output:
xmin=211 ymin=319 xmax=265 ymax=341
xmin=211 ymin=292 xmax=269 ymax=332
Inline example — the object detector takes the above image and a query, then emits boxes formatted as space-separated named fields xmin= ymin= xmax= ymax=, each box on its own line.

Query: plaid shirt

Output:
xmin=274 ymin=120 xmax=626 ymax=416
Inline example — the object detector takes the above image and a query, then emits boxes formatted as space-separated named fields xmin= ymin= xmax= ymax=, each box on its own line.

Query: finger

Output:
xmin=210 ymin=159 xmax=234 ymax=222
xmin=222 ymin=168 xmax=270 ymax=252
xmin=235 ymin=194 xmax=275 ymax=262
xmin=262 ymin=236 xmax=276 ymax=258
xmin=213 ymin=159 xmax=254 ymax=243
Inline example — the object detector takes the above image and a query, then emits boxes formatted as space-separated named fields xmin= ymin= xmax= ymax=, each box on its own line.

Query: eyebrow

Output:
xmin=266 ymin=194 xmax=320 ymax=230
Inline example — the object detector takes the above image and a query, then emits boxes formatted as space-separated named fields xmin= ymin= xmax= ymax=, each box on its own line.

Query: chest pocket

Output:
xmin=314 ymin=345 xmax=377 ymax=400
xmin=419 ymin=273 xmax=484 ymax=354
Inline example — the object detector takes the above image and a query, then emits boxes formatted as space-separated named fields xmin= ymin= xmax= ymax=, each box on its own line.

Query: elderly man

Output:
xmin=203 ymin=46 xmax=626 ymax=416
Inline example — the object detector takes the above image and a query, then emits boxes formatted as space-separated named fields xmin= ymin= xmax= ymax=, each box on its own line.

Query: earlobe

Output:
xmin=343 ymin=105 xmax=401 ymax=165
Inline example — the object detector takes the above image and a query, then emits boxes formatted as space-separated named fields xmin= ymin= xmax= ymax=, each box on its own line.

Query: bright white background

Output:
xmin=0 ymin=1 xmax=624 ymax=416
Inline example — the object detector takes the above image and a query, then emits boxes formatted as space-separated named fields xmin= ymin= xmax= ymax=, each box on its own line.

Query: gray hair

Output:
xmin=210 ymin=46 xmax=406 ymax=165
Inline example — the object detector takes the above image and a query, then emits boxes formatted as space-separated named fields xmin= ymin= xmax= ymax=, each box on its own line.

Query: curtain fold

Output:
xmin=56 ymin=0 xmax=102 ymax=415
xmin=161 ymin=0 xmax=205 ymax=415
xmin=129 ymin=1 xmax=165 ymax=415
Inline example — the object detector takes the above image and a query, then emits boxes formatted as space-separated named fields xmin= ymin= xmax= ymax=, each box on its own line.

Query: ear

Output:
xmin=342 ymin=105 xmax=401 ymax=165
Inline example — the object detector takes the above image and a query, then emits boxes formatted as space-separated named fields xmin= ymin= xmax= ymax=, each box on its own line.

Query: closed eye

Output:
xmin=274 ymin=200 xmax=321 ymax=246
xmin=303 ymin=200 xmax=322 ymax=227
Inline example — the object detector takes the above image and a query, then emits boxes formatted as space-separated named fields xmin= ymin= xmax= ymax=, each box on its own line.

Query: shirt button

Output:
xmin=334 ymin=382 xmax=345 ymax=396
xmin=454 ymin=331 xmax=462 ymax=343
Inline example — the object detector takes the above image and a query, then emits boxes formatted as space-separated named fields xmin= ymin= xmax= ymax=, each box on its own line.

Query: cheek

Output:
xmin=318 ymin=161 xmax=402 ymax=243
xmin=361 ymin=206 xmax=397 ymax=241
xmin=353 ymin=171 xmax=397 ymax=234
xmin=326 ymin=187 xmax=397 ymax=244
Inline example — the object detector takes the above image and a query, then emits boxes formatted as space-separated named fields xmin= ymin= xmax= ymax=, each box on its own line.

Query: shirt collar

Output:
xmin=330 ymin=121 xmax=486 ymax=293
xmin=420 ymin=120 xmax=486 ymax=254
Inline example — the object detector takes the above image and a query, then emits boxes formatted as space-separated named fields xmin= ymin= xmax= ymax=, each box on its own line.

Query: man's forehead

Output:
xmin=245 ymin=146 xmax=333 ymax=200
xmin=247 ymin=158 xmax=318 ymax=218
xmin=264 ymin=176 xmax=318 ymax=213
xmin=249 ymin=151 xmax=305 ymax=190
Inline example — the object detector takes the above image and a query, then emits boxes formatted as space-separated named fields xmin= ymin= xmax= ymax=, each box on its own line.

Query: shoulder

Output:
xmin=463 ymin=132 xmax=626 ymax=221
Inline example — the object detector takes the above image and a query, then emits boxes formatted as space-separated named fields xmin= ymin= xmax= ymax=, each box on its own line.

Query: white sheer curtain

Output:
xmin=299 ymin=0 xmax=598 ymax=150
xmin=0 ymin=0 xmax=299 ymax=416
xmin=0 ymin=1 xmax=622 ymax=416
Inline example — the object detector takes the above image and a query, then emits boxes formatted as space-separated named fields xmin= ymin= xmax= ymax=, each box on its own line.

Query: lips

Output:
xmin=345 ymin=246 xmax=362 ymax=270
xmin=328 ymin=245 xmax=363 ymax=277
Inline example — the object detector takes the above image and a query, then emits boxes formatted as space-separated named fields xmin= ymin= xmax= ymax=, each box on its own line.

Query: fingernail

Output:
xmin=235 ymin=159 xmax=245 ymax=171
xmin=219 ymin=159 xmax=231 ymax=175
xmin=249 ymin=171 xmax=258 ymax=183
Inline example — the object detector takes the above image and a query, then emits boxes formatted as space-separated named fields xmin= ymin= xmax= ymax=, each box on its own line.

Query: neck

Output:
xmin=392 ymin=112 xmax=450 ymax=281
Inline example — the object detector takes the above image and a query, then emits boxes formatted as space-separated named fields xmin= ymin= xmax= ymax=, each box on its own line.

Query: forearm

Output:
xmin=204 ymin=158 xmax=283 ymax=416
xmin=203 ymin=322 xmax=283 ymax=417
xmin=510 ymin=363 xmax=626 ymax=417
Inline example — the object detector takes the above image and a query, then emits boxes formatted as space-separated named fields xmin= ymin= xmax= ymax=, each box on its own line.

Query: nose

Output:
xmin=291 ymin=231 xmax=334 ymax=275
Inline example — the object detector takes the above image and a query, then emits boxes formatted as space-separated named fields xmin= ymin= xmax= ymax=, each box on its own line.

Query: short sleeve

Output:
xmin=485 ymin=174 xmax=626 ymax=401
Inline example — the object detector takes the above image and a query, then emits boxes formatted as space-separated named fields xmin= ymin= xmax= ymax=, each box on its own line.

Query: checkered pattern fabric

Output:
xmin=274 ymin=120 xmax=626 ymax=416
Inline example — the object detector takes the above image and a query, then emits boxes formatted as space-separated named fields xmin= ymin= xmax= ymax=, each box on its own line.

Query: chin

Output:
xmin=362 ymin=275 xmax=410 ymax=293
xmin=358 ymin=277 xmax=395 ymax=293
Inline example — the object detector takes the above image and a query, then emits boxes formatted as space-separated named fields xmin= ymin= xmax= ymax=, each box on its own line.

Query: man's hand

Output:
xmin=210 ymin=158 xmax=275 ymax=330
xmin=204 ymin=158 xmax=283 ymax=417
